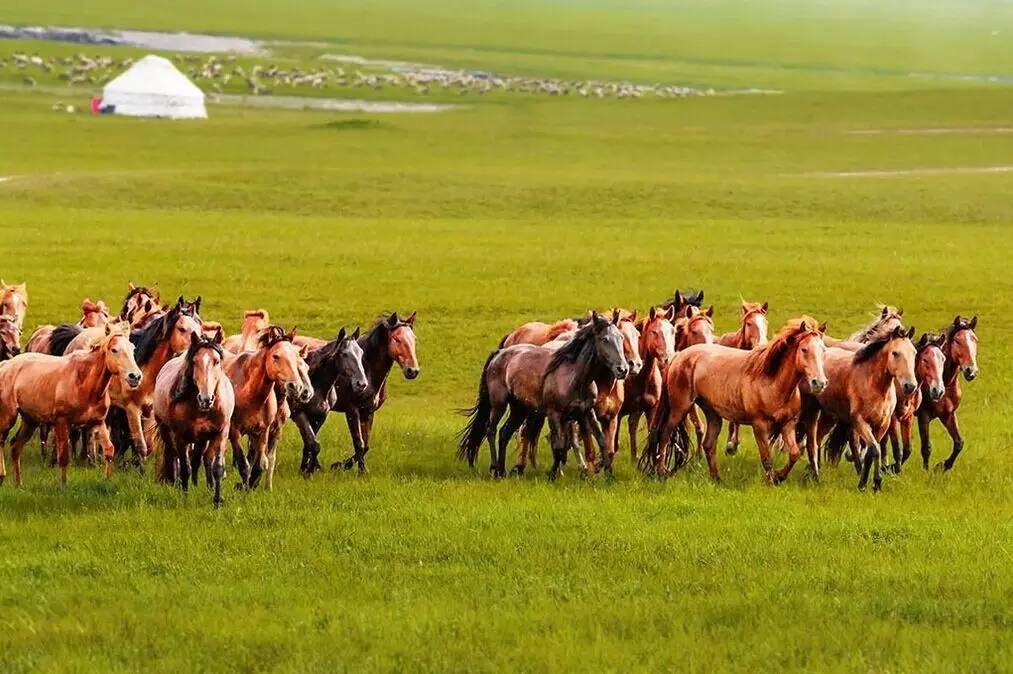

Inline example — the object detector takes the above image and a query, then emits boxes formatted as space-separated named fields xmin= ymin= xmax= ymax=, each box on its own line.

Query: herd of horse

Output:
xmin=459 ymin=289 xmax=980 ymax=492
xmin=0 ymin=280 xmax=981 ymax=505
xmin=0 ymin=281 xmax=420 ymax=507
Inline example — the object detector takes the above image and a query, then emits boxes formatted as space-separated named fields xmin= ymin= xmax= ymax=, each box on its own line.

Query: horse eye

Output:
xmin=892 ymin=351 xmax=899 ymax=357
xmin=800 ymin=348 xmax=808 ymax=354
xmin=111 ymin=348 xmax=118 ymax=354
xmin=272 ymin=354 xmax=280 ymax=360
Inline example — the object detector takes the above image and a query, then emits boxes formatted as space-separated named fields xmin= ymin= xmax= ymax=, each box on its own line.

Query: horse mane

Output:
xmin=545 ymin=321 xmax=598 ymax=376
xmin=741 ymin=301 xmax=765 ymax=315
xmin=119 ymin=286 xmax=156 ymax=319
xmin=744 ymin=316 xmax=818 ymax=378
xmin=853 ymin=331 xmax=895 ymax=364
xmin=848 ymin=306 xmax=902 ymax=343
xmin=171 ymin=336 xmax=224 ymax=404
xmin=49 ymin=323 xmax=84 ymax=355
xmin=257 ymin=325 xmax=292 ymax=349
xmin=132 ymin=305 xmax=182 ymax=365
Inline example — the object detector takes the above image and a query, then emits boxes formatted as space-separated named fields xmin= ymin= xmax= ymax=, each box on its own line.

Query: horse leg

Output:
xmin=178 ymin=441 xmax=192 ymax=493
xmin=495 ymin=403 xmax=525 ymax=479
xmin=546 ymin=412 xmax=567 ymax=481
xmin=265 ymin=429 xmax=280 ymax=491
xmin=936 ymin=412 xmax=964 ymax=472
xmin=10 ymin=419 xmax=38 ymax=487
xmin=774 ymin=421 xmax=803 ymax=484
xmin=230 ymin=429 xmax=251 ymax=489
xmin=512 ymin=412 xmax=544 ymax=476
xmin=627 ymin=409 xmax=641 ymax=462
xmin=92 ymin=422 xmax=118 ymax=481
xmin=582 ymin=412 xmax=612 ymax=479
xmin=294 ymin=412 xmax=320 ymax=477
xmin=800 ymin=399 xmax=820 ymax=481
xmin=53 ymin=421 xmax=72 ymax=485
xmin=725 ymin=422 xmax=740 ymax=456
xmin=853 ymin=420 xmax=879 ymax=491
xmin=190 ymin=441 xmax=205 ymax=487
xmin=918 ymin=413 xmax=933 ymax=470
xmin=700 ymin=408 xmax=723 ymax=481
xmin=247 ymin=432 xmax=268 ymax=489
xmin=357 ymin=408 xmax=375 ymax=465
xmin=39 ymin=423 xmax=49 ymax=463
xmin=752 ymin=423 xmax=774 ymax=484
xmin=899 ymin=415 xmax=914 ymax=467
xmin=209 ymin=430 xmax=228 ymax=508
xmin=686 ymin=406 xmax=704 ymax=457
xmin=885 ymin=417 xmax=901 ymax=473
xmin=124 ymin=405 xmax=148 ymax=472
xmin=336 ymin=408 xmax=370 ymax=474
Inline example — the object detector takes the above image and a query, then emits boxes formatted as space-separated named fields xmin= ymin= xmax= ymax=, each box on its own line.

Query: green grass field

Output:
xmin=1 ymin=2 xmax=1012 ymax=672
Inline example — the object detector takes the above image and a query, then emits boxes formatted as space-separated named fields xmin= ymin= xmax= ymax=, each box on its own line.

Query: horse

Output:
xmin=201 ymin=321 xmax=225 ymax=343
xmin=329 ymin=312 xmax=420 ymax=474
xmin=25 ymin=298 xmax=110 ymax=354
xmin=884 ymin=333 xmax=946 ymax=473
xmin=645 ymin=317 xmax=828 ymax=483
xmin=459 ymin=312 xmax=628 ymax=480
xmin=808 ymin=325 xmax=917 ymax=491
xmin=0 ymin=281 xmax=28 ymax=330
xmin=823 ymin=306 xmax=904 ymax=351
xmin=916 ymin=316 xmax=979 ymax=472
xmin=499 ymin=318 xmax=579 ymax=349
xmin=660 ymin=288 xmax=705 ymax=319
xmin=0 ymin=323 xmax=142 ymax=485
xmin=0 ymin=315 xmax=21 ymax=355
xmin=289 ymin=328 xmax=370 ymax=476
xmin=619 ymin=305 xmax=677 ymax=461
xmin=223 ymin=309 xmax=271 ymax=353
xmin=153 ymin=332 xmax=234 ymax=508
xmin=119 ymin=283 xmax=163 ymax=328
xmin=717 ymin=301 xmax=769 ymax=455
xmin=222 ymin=326 xmax=313 ymax=490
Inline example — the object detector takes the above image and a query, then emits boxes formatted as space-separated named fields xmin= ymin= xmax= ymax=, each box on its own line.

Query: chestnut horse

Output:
xmin=223 ymin=326 xmax=312 ymax=490
xmin=0 ymin=281 xmax=28 ymax=330
xmin=917 ymin=316 xmax=979 ymax=472
xmin=153 ymin=332 xmax=234 ymax=507
xmin=499 ymin=318 xmax=579 ymax=348
xmin=290 ymin=328 xmax=370 ymax=476
xmin=119 ymin=284 xmax=163 ymax=328
xmin=620 ymin=305 xmax=677 ymax=461
xmin=223 ymin=309 xmax=271 ymax=353
xmin=26 ymin=298 xmax=110 ymax=354
xmin=717 ymin=301 xmax=769 ymax=455
xmin=0 ymin=324 xmax=142 ymax=485
xmin=460 ymin=312 xmax=628 ymax=480
xmin=330 ymin=312 xmax=420 ymax=474
xmin=810 ymin=325 xmax=917 ymax=491
xmin=0 ymin=315 xmax=21 ymax=356
xmin=884 ymin=333 xmax=946 ymax=473
xmin=201 ymin=321 xmax=225 ymax=343
xmin=645 ymin=318 xmax=828 ymax=482
xmin=824 ymin=306 xmax=904 ymax=351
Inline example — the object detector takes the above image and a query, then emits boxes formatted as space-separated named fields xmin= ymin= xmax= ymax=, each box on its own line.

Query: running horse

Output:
xmin=620 ymin=305 xmax=677 ymax=461
xmin=25 ymin=298 xmax=110 ymax=354
xmin=0 ymin=323 xmax=142 ymax=485
xmin=499 ymin=318 xmax=579 ymax=348
xmin=222 ymin=326 xmax=312 ymax=490
xmin=0 ymin=315 xmax=21 ymax=357
xmin=645 ymin=317 xmax=828 ymax=482
xmin=823 ymin=306 xmax=904 ymax=351
xmin=459 ymin=312 xmax=628 ymax=480
xmin=807 ymin=325 xmax=917 ymax=491
xmin=717 ymin=301 xmax=769 ymax=455
xmin=916 ymin=316 xmax=979 ymax=472
xmin=661 ymin=288 xmax=705 ymax=319
xmin=290 ymin=328 xmax=370 ymax=476
xmin=884 ymin=332 xmax=946 ymax=473
xmin=153 ymin=332 xmax=235 ymax=507
xmin=0 ymin=281 xmax=28 ymax=331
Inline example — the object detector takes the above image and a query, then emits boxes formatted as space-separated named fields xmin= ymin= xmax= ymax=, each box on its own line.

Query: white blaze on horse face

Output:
xmin=954 ymin=329 xmax=979 ymax=379
xmin=106 ymin=335 xmax=142 ymax=386
xmin=750 ymin=313 xmax=769 ymax=347
xmin=889 ymin=338 xmax=918 ymax=392
xmin=346 ymin=340 xmax=369 ymax=390
xmin=919 ymin=346 xmax=946 ymax=399
xmin=194 ymin=349 xmax=222 ymax=405
xmin=391 ymin=325 xmax=420 ymax=376
xmin=171 ymin=315 xmax=202 ymax=355
xmin=797 ymin=333 xmax=828 ymax=392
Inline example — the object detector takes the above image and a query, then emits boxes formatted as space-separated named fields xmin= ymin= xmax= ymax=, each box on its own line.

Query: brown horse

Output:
xmin=646 ymin=317 xmax=828 ymax=482
xmin=153 ymin=332 xmax=235 ymax=507
xmin=809 ymin=325 xmax=917 ymax=491
xmin=0 ymin=281 xmax=28 ymax=331
xmin=620 ymin=305 xmax=677 ymax=461
xmin=661 ymin=288 xmax=705 ymax=319
xmin=884 ymin=333 xmax=946 ymax=473
xmin=0 ymin=324 xmax=142 ymax=485
xmin=25 ymin=298 xmax=110 ymax=354
xmin=223 ymin=309 xmax=271 ymax=353
xmin=0 ymin=315 xmax=21 ymax=355
xmin=499 ymin=318 xmax=579 ymax=348
xmin=717 ymin=301 xmax=769 ymax=455
xmin=917 ymin=316 xmax=979 ymax=472
xmin=223 ymin=326 xmax=312 ymax=490
xmin=460 ymin=312 xmax=628 ymax=480
xmin=824 ymin=306 xmax=904 ymax=351
xmin=119 ymin=283 xmax=163 ymax=328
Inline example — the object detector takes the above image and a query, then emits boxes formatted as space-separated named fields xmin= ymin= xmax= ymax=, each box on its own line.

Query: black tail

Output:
xmin=826 ymin=422 xmax=850 ymax=465
xmin=49 ymin=323 xmax=84 ymax=355
xmin=457 ymin=350 xmax=497 ymax=466
xmin=639 ymin=385 xmax=672 ymax=473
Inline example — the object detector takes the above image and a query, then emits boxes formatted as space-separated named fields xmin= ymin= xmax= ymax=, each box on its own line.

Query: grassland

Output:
xmin=1 ymin=2 xmax=1013 ymax=672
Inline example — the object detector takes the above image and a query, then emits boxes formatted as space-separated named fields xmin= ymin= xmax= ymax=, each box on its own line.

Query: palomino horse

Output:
xmin=153 ymin=332 xmax=235 ymax=507
xmin=25 ymin=298 xmax=110 ymax=354
xmin=809 ymin=325 xmax=917 ymax=491
xmin=330 ymin=312 xmax=420 ymax=474
xmin=717 ymin=301 xmax=769 ymax=455
xmin=646 ymin=318 xmax=828 ymax=482
xmin=460 ymin=312 xmax=628 ymax=480
xmin=0 ymin=315 xmax=21 ymax=355
xmin=223 ymin=326 xmax=312 ymax=490
xmin=499 ymin=318 xmax=579 ymax=348
xmin=917 ymin=316 xmax=979 ymax=472
xmin=0 ymin=324 xmax=142 ymax=485
xmin=223 ymin=309 xmax=271 ymax=353
xmin=119 ymin=284 xmax=163 ymax=328
xmin=884 ymin=333 xmax=946 ymax=473
xmin=0 ymin=281 xmax=28 ymax=330
xmin=620 ymin=305 xmax=677 ymax=461
xmin=290 ymin=328 xmax=370 ymax=476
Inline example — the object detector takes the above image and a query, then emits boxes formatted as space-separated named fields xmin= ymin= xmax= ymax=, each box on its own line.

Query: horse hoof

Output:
xmin=934 ymin=461 xmax=950 ymax=473
xmin=873 ymin=480 xmax=882 ymax=493
xmin=234 ymin=482 xmax=246 ymax=491
xmin=214 ymin=499 xmax=223 ymax=509
xmin=725 ymin=442 xmax=738 ymax=456
xmin=509 ymin=465 xmax=524 ymax=477
xmin=330 ymin=461 xmax=342 ymax=471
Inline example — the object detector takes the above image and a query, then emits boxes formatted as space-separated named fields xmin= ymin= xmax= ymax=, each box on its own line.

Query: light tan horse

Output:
xmin=224 ymin=326 xmax=312 ymax=490
xmin=499 ymin=318 xmax=580 ymax=348
xmin=223 ymin=309 xmax=271 ymax=353
xmin=0 ymin=324 xmax=141 ymax=485
xmin=646 ymin=318 xmax=828 ymax=482
xmin=0 ymin=281 xmax=28 ymax=330
xmin=153 ymin=332 xmax=235 ymax=507
xmin=717 ymin=301 xmax=769 ymax=455
xmin=807 ymin=325 xmax=917 ymax=491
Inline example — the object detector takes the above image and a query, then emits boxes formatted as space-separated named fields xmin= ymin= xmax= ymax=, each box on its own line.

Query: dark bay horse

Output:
xmin=291 ymin=328 xmax=369 ymax=476
xmin=153 ymin=332 xmax=235 ymax=507
xmin=459 ymin=312 xmax=628 ymax=480
xmin=717 ymin=301 xmax=769 ymax=455
xmin=646 ymin=318 xmax=828 ymax=482
xmin=661 ymin=288 xmax=705 ymax=319
xmin=885 ymin=332 xmax=946 ymax=473
xmin=917 ymin=316 xmax=979 ymax=472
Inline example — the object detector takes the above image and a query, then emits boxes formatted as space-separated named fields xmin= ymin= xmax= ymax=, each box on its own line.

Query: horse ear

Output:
xmin=897 ymin=307 xmax=904 ymax=317
xmin=287 ymin=326 xmax=298 ymax=340
xmin=212 ymin=327 xmax=224 ymax=345
xmin=406 ymin=311 xmax=417 ymax=326
xmin=629 ymin=309 xmax=637 ymax=322
xmin=665 ymin=305 xmax=676 ymax=321
xmin=612 ymin=309 xmax=620 ymax=325
xmin=696 ymin=290 xmax=704 ymax=304
xmin=388 ymin=312 xmax=399 ymax=326
xmin=128 ymin=282 xmax=135 ymax=290
xmin=104 ymin=323 xmax=112 ymax=336
xmin=591 ymin=309 xmax=599 ymax=322
xmin=818 ymin=321 xmax=828 ymax=334
xmin=337 ymin=327 xmax=346 ymax=341
xmin=351 ymin=327 xmax=361 ymax=340
xmin=299 ymin=343 xmax=310 ymax=358
xmin=175 ymin=295 xmax=184 ymax=308
xmin=953 ymin=315 xmax=962 ymax=327
xmin=934 ymin=333 xmax=946 ymax=346
xmin=672 ymin=289 xmax=683 ymax=307
xmin=906 ymin=326 xmax=915 ymax=339
xmin=194 ymin=296 xmax=202 ymax=313
xmin=969 ymin=315 xmax=978 ymax=330
xmin=916 ymin=333 xmax=928 ymax=349
xmin=881 ymin=306 xmax=889 ymax=318
xmin=705 ymin=305 xmax=714 ymax=318
xmin=189 ymin=331 xmax=199 ymax=347
xmin=144 ymin=298 xmax=153 ymax=312
xmin=761 ymin=301 xmax=768 ymax=313
xmin=649 ymin=306 xmax=657 ymax=320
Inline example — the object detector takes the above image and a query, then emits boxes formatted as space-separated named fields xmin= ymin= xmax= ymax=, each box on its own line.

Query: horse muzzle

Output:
xmin=126 ymin=372 xmax=143 ymax=389
xmin=353 ymin=379 xmax=369 ymax=394
xmin=928 ymin=385 xmax=945 ymax=401
xmin=404 ymin=366 xmax=420 ymax=380
xmin=809 ymin=378 xmax=828 ymax=394
xmin=963 ymin=367 xmax=978 ymax=381
xmin=197 ymin=394 xmax=215 ymax=411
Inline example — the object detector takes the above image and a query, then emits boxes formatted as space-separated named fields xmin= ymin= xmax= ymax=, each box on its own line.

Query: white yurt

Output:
xmin=101 ymin=55 xmax=207 ymax=119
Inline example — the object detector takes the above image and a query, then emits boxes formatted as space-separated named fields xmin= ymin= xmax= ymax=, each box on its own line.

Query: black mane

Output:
xmin=49 ymin=323 xmax=84 ymax=355
xmin=943 ymin=316 xmax=976 ymax=344
xmin=257 ymin=325 xmax=292 ymax=349
xmin=854 ymin=330 xmax=901 ymax=364
xmin=119 ymin=286 xmax=157 ymax=320
xmin=171 ymin=336 xmax=224 ymax=404
xmin=132 ymin=306 xmax=181 ymax=365
xmin=545 ymin=321 xmax=599 ymax=376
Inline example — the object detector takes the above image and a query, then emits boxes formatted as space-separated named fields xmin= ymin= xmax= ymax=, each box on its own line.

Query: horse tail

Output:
xmin=457 ymin=350 xmax=497 ymax=466
xmin=48 ymin=323 xmax=83 ymax=355
xmin=639 ymin=385 xmax=672 ymax=473
xmin=825 ymin=422 xmax=850 ymax=465
xmin=496 ymin=333 xmax=510 ymax=349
